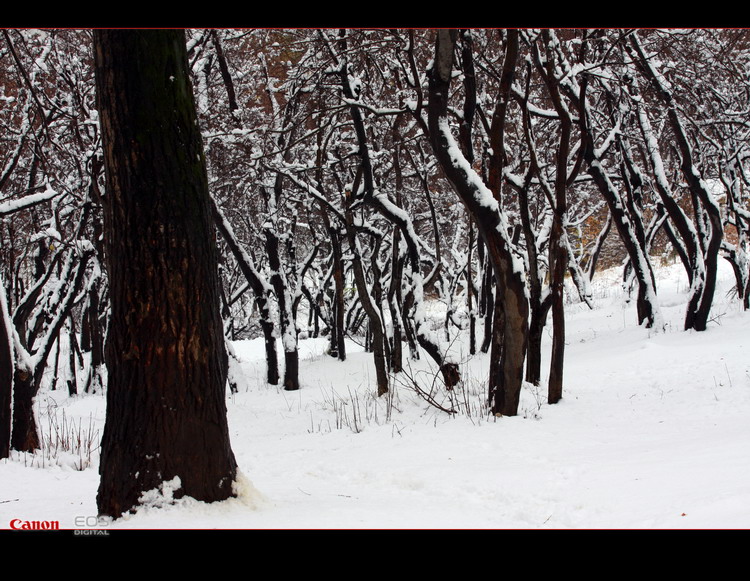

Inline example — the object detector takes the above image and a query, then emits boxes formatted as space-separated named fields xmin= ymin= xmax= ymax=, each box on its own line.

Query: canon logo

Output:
xmin=9 ymin=519 xmax=60 ymax=530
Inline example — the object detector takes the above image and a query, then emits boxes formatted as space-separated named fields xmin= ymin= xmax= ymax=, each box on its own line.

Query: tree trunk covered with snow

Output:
xmin=343 ymin=198 xmax=390 ymax=397
xmin=10 ymin=242 xmax=93 ymax=452
xmin=578 ymin=85 xmax=661 ymax=329
xmin=263 ymin=215 xmax=299 ymax=391
xmin=629 ymin=33 xmax=723 ymax=332
xmin=334 ymin=33 xmax=459 ymax=389
xmin=326 ymin=215 xmax=348 ymax=362
xmin=427 ymin=30 xmax=528 ymax=416
xmin=210 ymin=196 xmax=280 ymax=386
xmin=93 ymin=30 xmax=237 ymax=518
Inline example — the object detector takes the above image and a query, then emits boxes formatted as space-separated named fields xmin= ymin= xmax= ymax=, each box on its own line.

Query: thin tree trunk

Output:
xmin=387 ymin=227 xmax=404 ymax=372
xmin=467 ymin=216 xmax=476 ymax=356
xmin=537 ymin=34 xmax=572 ymax=405
xmin=344 ymin=205 xmax=389 ymax=397
xmin=0 ymin=281 xmax=13 ymax=458
xmin=579 ymin=92 xmax=661 ymax=329
xmin=323 ymin=211 xmax=347 ymax=361
xmin=211 ymin=197 xmax=279 ymax=386
xmin=67 ymin=321 xmax=78 ymax=396
xmin=264 ymin=225 xmax=299 ymax=391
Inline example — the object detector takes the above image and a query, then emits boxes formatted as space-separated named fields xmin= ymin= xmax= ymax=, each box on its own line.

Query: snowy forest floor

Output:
xmin=1 ymin=259 xmax=749 ymax=529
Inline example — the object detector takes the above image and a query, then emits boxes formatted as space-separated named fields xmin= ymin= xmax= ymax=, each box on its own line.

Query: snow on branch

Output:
xmin=0 ymin=184 xmax=59 ymax=217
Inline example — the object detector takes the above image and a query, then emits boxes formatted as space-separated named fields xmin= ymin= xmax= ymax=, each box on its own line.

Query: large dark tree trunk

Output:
xmin=94 ymin=30 xmax=237 ymax=518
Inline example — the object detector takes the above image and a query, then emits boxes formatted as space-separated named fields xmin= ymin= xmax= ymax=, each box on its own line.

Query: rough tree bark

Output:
xmin=94 ymin=30 xmax=237 ymax=518
xmin=0 ymin=280 xmax=12 ymax=459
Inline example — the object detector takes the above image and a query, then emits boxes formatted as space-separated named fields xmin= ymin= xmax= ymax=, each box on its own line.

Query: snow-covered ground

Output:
xmin=1 ymin=259 xmax=748 ymax=529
